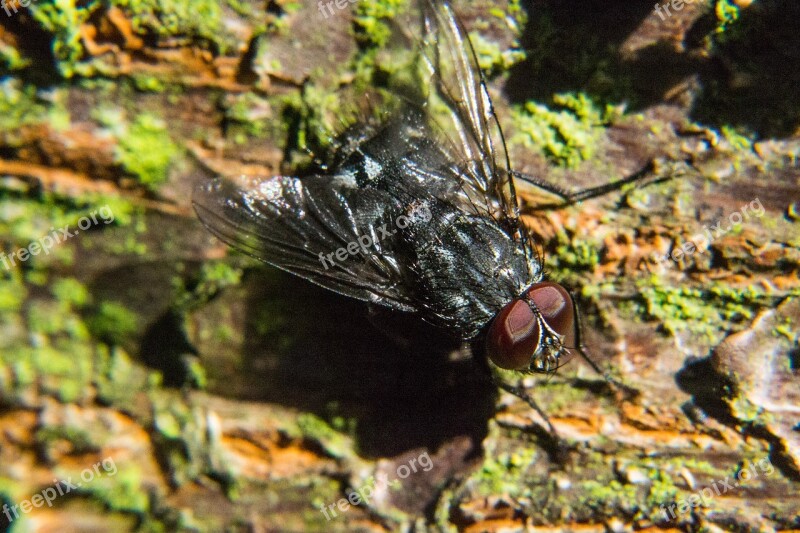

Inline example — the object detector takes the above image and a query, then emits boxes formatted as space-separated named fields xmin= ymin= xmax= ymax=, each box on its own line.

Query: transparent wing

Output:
xmin=416 ymin=0 xmax=522 ymax=236
xmin=192 ymin=174 xmax=416 ymax=312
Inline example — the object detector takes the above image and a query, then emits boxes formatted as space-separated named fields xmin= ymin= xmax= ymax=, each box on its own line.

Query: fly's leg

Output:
xmin=567 ymin=290 xmax=640 ymax=401
xmin=512 ymin=161 xmax=652 ymax=206
xmin=575 ymin=345 xmax=639 ymax=401
xmin=493 ymin=376 xmax=572 ymax=463
xmin=494 ymin=377 xmax=557 ymax=435
xmin=512 ymin=159 xmax=688 ymax=210
xmin=473 ymin=342 xmax=571 ymax=463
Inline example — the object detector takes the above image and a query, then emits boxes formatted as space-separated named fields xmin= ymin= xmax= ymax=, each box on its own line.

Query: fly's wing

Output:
xmin=193 ymin=174 xmax=416 ymax=312
xmin=415 ymin=0 xmax=523 ymax=239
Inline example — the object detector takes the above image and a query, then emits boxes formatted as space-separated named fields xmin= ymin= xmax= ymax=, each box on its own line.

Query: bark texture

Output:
xmin=0 ymin=0 xmax=798 ymax=531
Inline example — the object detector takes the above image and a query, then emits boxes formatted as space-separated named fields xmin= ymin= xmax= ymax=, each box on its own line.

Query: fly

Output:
xmin=193 ymin=0 xmax=652 ymax=377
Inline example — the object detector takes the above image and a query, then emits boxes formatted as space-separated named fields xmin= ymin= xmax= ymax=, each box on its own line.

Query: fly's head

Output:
xmin=485 ymin=282 xmax=577 ymax=373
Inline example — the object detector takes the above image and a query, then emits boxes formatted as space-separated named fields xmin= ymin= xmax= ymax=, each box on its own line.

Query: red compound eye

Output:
xmin=486 ymin=298 xmax=540 ymax=370
xmin=486 ymin=282 xmax=576 ymax=371
xmin=527 ymin=282 xmax=575 ymax=348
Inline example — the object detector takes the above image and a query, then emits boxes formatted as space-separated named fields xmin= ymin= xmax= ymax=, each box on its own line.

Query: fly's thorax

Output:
xmin=405 ymin=207 xmax=539 ymax=339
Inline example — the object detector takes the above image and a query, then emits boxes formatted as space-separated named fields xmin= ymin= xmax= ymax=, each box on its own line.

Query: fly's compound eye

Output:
xmin=486 ymin=282 xmax=577 ymax=372
xmin=486 ymin=298 xmax=540 ymax=370
xmin=527 ymin=282 xmax=575 ymax=348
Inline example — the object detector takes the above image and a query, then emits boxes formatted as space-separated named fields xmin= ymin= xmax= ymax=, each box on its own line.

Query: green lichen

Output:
xmin=293 ymin=413 xmax=352 ymax=460
xmin=0 ymin=41 xmax=30 ymax=72
xmin=489 ymin=0 xmax=527 ymax=29
xmin=84 ymin=464 xmax=150 ymax=517
xmin=662 ymin=457 xmax=725 ymax=477
xmin=327 ymin=414 xmax=357 ymax=436
xmin=111 ymin=0 xmax=231 ymax=53
xmin=464 ymin=430 xmax=702 ymax=523
xmin=646 ymin=470 xmax=680 ymax=511
xmin=0 ymin=79 xmax=70 ymax=137
xmin=553 ymin=237 xmax=602 ymax=276
xmin=467 ymin=422 xmax=544 ymax=502
xmin=184 ymin=357 xmax=208 ymax=390
xmin=36 ymin=425 xmax=98 ymax=457
xmin=352 ymin=0 xmax=409 ymax=48
xmin=773 ymin=320 xmax=797 ymax=342
xmin=0 ymin=274 xmax=102 ymax=403
xmin=91 ymin=195 xmax=139 ymax=228
xmin=223 ymin=0 xmax=257 ymax=18
xmin=86 ymin=300 xmax=139 ymax=346
xmin=727 ymin=394 xmax=763 ymax=422
xmin=474 ymin=446 xmax=539 ymax=498
xmin=0 ymin=196 xmax=91 ymax=256
xmin=0 ymin=276 xmax=27 ymax=316
xmin=95 ymin=345 xmax=151 ymax=407
xmin=149 ymin=394 xmax=234 ymax=492
xmin=468 ymin=32 xmax=526 ymax=78
xmin=308 ymin=477 xmax=353 ymax=524
xmin=273 ymin=85 xmax=350 ymax=166
xmin=95 ymin=109 xmax=180 ymax=188
xmin=153 ymin=408 xmax=184 ymax=440
xmin=117 ymin=114 xmax=179 ymax=188
xmin=510 ymin=92 xmax=611 ymax=168
xmin=720 ymin=124 xmax=754 ymax=152
xmin=3 ymin=343 xmax=94 ymax=403
xmin=581 ymin=478 xmax=640 ymax=514
xmin=150 ymin=400 xmax=200 ymax=485
xmin=172 ymin=261 xmax=243 ymax=313
xmin=0 ymin=266 xmax=118 ymax=407
xmin=637 ymin=277 xmax=776 ymax=343
xmin=76 ymin=197 xmax=146 ymax=257
xmin=29 ymin=0 xmax=99 ymax=78
xmin=715 ymin=0 xmax=742 ymax=33
xmin=533 ymin=380 xmax=597 ymax=413
xmin=51 ymin=277 xmax=91 ymax=310
xmin=131 ymin=74 xmax=167 ymax=93
xmin=578 ymin=460 xmax=688 ymax=522
xmin=224 ymin=92 xmax=276 ymax=141
xmin=27 ymin=299 xmax=90 ymax=340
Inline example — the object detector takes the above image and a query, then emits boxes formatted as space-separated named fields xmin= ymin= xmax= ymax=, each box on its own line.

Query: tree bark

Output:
xmin=0 ymin=1 xmax=798 ymax=532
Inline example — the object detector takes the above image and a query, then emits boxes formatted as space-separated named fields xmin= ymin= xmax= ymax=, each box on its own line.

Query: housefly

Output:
xmin=193 ymin=0 xmax=644 ymax=376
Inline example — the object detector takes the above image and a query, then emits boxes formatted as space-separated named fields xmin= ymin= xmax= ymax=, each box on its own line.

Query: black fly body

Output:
xmin=193 ymin=0 xmax=649 ymax=379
